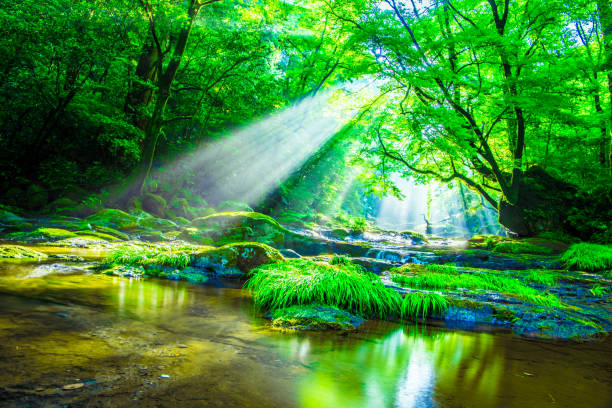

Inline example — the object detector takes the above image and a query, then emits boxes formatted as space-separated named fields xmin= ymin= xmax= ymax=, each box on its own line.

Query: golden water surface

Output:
xmin=0 ymin=257 xmax=610 ymax=407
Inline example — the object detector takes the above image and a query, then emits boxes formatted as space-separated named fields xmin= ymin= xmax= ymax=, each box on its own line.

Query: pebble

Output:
xmin=159 ymin=374 xmax=170 ymax=379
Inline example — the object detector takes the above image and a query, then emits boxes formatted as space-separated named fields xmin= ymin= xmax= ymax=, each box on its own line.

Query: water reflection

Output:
xmin=272 ymin=324 xmax=503 ymax=408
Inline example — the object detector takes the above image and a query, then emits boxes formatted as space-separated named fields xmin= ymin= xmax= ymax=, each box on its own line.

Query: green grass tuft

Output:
xmin=425 ymin=263 xmax=458 ymax=274
xmin=561 ymin=243 xmax=612 ymax=272
xmin=245 ymin=259 xmax=401 ymax=319
xmin=400 ymin=292 xmax=449 ymax=320
xmin=391 ymin=270 xmax=563 ymax=308
xmin=105 ymin=244 xmax=192 ymax=269
xmin=524 ymin=269 xmax=559 ymax=286
xmin=590 ymin=284 xmax=610 ymax=297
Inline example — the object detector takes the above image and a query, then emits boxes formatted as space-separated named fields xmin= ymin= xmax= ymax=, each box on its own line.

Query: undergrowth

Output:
xmin=105 ymin=244 xmax=193 ymax=269
xmin=391 ymin=270 xmax=563 ymax=308
xmin=245 ymin=259 xmax=401 ymax=319
xmin=524 ymin=269 xmax=559 ymax=286
xmin=561 ymin=243 xmax=612 ymax=271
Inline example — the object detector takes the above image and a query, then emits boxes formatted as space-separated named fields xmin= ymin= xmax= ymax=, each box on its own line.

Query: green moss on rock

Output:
xmin=86 ymin=209 xmax=138 ymax=230
xmin=270 ymin=304 xmax=364 ymax=331
xmin=0 ymin=245 xmax=48 ymax=259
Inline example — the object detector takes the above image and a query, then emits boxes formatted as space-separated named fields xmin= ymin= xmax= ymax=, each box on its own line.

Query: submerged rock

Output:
xmin=270 ymin=304 xmax=364 ymax=331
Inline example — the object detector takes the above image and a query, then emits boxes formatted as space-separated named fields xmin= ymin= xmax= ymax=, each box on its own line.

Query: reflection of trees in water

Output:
xmin=277 ymin=322 xmax=502 ymax=408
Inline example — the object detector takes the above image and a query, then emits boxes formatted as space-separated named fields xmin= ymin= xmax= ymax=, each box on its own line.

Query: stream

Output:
xmin=0 ymin=255 xmax=611 ymax=407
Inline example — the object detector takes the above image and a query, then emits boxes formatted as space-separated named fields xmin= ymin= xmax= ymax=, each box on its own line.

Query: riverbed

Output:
xmin=0 ymin=257 xmax=611 ymax=407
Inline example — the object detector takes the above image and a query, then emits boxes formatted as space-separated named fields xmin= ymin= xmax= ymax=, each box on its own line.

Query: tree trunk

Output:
xmin=599 ymin=0 xmax=612 ymax=174
xmin=136 ymin=1 xmax=202 ymax=195
xmin=124 ymin=36 xmax=160 ymax=132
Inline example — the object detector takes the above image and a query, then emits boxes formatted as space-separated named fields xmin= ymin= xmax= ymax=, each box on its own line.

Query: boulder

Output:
xmin=142 ymin=193 xmax=167 ymax=217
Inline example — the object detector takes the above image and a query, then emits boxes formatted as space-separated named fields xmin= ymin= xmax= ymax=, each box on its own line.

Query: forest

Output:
xmin=0 ymin=1 xmax=611 ymax=407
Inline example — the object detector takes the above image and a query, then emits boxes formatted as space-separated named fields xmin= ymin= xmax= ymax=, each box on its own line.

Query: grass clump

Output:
xmin=524 ymin=269 xmax=559 ymax=286
xmin=426 ymin=263 xmax=458 ymax=274
xmin=400 ymin=292 xmax=450 ymax=320
xmin=105 ymin=244 xmax=193 ymax=269
xmin=391 ymin=270 xmax=563 ymax=308
xmin=245 ymin=259 xmax=401 ymax=319
xmin=561 ymin=243 xmax=612 ymax=272
xmin=590 ymin=284 xmax=610 ymax=297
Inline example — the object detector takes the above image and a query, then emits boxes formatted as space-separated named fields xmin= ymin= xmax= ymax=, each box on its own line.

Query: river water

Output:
xmin=0 ymin=257 xmax=610 ymax=407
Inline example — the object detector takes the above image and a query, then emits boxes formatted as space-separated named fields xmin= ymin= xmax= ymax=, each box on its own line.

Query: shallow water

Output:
xmin=0 ymin=259 xmax=611 ymax=407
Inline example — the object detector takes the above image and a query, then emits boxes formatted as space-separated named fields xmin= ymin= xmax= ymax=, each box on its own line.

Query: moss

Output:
xmin=0 ymin=245 xmax=48 ymax=259
xmin=270 ymin=304 xmax=364 ymax=331
xmin=193 ymin=242 xmax=285 ymax=274
xmin=400 ymin=230 xmax=427 ymax=243
xmin=189 ymin=211 xmax=290 ymax=246
xmin=142 ymin=193 xmax=167 ymax=217
xmin=492 ymin=241 xmax=554 ymax=255
xmin=137 ymin=217 xmax=177 ymax=231
xmin=561 ymin=243 xmax=612 ymax=272
xmin=491 ymin=306 xmax=518 ymax=323
xmin=217 ymin=201 xmax=254 ymax=212
xmin=105 ymin=241 xmax=284 ymax=276
xmin=468 ymin=235 xmax=508 ymax=250
xmin=75 ymin=230 xmax=120 ymax=241
xmin=85 ymin=209 xmax=138 ymax=230
xmin=9 ymin=227 xmax=79 ymax=242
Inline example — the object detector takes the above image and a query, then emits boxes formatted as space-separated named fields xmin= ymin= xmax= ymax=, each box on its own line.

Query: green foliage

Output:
xmin=400 ymin=292 xmax=450 ymax=320
xmin=391 ymin=270 xmax=563 ymax=308
xmin=245 ymin=259 xmax=401 ymax=319
xmin=105 ymin=244 xmax=193 ymax=269
xmin=590 ymin=284 xmax=610 ymax=297
xmin=492 ymin=241 xmax=554 ymax=255
xmin=425 ymin=263 xmax=458 ymax=274
xmin=561 ymin=243 xmax=612 ymax=271
xmin=524 ymin=270 xmax=559 ymax=286
xmin=349 ymin=217 xmax=368 ymax=234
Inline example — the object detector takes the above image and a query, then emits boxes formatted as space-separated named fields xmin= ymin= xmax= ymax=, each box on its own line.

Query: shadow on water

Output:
xmin=0 ymin=260 xmax=611 ymax=407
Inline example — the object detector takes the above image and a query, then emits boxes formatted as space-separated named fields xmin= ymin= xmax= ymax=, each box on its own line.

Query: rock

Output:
xmin=8 ymin=227 xmax=79 ymax=243
xmin=0 ymin=245 xmax=47 ymax=259
xmin=45 ymin=198 xmax=78 ymax=214
xmin=190 ymin=211 xmax=288 ymax=246
xmin=217 ymin=201 xmax=254 ymax=212
xmin=85 ymin=209 xmax=138 ymax=230
xmin=270 ymin=304 xmax=364 ymax=331
xmin=280 ymin=249 xmax=301 ymax=258
xmin=192 ymin=242 xmax=284 ymax=274
xmin=25 ymin=184 xmax=49 ymax=210
xmin=62 ymin=383 xmax=84 ymax=390
xmin=142 ymin=193 xmax=167 ymax=217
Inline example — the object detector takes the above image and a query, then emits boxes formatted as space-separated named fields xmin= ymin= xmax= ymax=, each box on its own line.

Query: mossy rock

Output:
xmin=75 ymin=230 xmax=119 ymax=241
xmin=270 ymin=304 xmax=364 ymax=331
xmin=217 ymin=201 xmax=254 ymax=213
xmin=45 ymin=197 xmax=79 ymax=215
xmin=192 ymin=242 xmax=284 ymax=274
xmin=85 ymin=209 xmax=138 ymax=230
xmin=190 ymin=211 xmax=289 ymax=246
xmin=142 ymin=193 xmax=167 ymax=217
xmin=137 ymin=217 xmax=178 ymax=231
xmin=492 ymin=241 xmax=555 ymax=255
xmin=0 ymin=245 xmax=48 ymax=259
xmin=467 ymin=235 xmax=509 ymax=250
xmin=0 ymin=208 xmax=32 ymax=231
xmin=8 ymin=227 xmax=79 ymax=243
xmin=400 ymin=230 xmax=427 ymax=244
